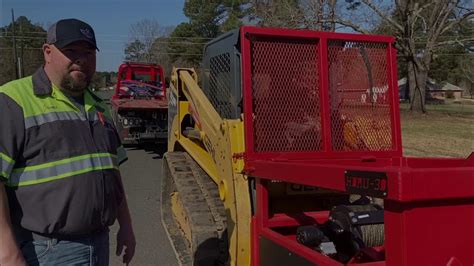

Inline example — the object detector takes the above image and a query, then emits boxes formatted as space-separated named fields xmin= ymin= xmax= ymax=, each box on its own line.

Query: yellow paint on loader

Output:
xmin=165 ymin=68 xmax=251 ymax=265
xmin=170 ymin=192 xmax=192 ymax=244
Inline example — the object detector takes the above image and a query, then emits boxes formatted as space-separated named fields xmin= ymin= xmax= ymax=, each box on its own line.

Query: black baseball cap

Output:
xmin=47 ymin=18 xmax=99 ymax=50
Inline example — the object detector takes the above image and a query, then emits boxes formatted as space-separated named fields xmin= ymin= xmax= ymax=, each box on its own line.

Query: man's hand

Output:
xmin=0 ymin=184 xmax=26 ymax=266
xmin=115 ymin=172 xmax=135 ymax=265
xmin=0 ymin=250 xmax=26 ymax=266
xmin=116 ymin=225 xmax=136 ymax=265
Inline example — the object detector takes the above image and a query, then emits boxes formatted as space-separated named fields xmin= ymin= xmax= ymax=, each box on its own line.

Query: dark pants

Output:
xmin=18 ymin=230 xmax=109 ymax=266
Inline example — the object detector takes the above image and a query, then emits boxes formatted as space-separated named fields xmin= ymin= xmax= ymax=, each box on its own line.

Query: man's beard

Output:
xmin=61 ymin=74 xmax=90 ymax=94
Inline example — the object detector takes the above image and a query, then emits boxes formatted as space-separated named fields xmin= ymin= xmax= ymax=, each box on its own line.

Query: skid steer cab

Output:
xmin=111 ymin=62 xmax=168 ymax=145
xmin=161 ymin=26 xmax=474 ymax=266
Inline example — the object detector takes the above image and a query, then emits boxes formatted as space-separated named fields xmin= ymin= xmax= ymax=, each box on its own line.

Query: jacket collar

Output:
xmin=31 ymin=67 xmax=103 ymax=105
xmin=32 ymin=67 xmax=53 ymax=96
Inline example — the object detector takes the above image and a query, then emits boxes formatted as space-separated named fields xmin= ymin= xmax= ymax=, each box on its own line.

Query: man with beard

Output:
xmin=0 ymin=18 xmax=135 ymax=265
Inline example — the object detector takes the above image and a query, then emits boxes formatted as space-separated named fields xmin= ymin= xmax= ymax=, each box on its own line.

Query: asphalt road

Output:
xmin=93 ymin=90 xmax=177 ymax=265
xmin=108 ymin=145 xmax=178 ymax=266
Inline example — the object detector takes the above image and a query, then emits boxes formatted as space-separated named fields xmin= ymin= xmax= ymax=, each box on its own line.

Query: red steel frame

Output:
xmin=240 ymin=26 xmax=474 ymax=265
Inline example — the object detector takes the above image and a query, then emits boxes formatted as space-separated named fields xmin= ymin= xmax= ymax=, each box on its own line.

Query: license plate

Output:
xmin=345 ymin=170 xmax=388 ymax=197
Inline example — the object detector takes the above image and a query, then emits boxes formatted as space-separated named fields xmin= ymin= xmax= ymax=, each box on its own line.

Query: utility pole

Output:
xmin=19 ymin=18 xmax=24 ymax=78
xmin=11 ymin=9 xmax=19 ymax=79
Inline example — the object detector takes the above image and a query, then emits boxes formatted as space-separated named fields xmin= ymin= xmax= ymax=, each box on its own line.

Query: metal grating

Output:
xmin=251 ymin=37 xmax=322 ymax=152
xmin=328 ymin=41 xmax=393 ymax=151
xmin=208 ymin=53 xmax=235 ymax=119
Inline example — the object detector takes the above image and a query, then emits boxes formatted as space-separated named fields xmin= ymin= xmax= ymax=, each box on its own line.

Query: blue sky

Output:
xmin=1 ymin=0 xmax=188 ymax=71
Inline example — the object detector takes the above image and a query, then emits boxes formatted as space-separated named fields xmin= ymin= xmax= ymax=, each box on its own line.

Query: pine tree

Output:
xmin=167 ymin=0 xmax=252 ymax=66
xmin=0 ymin=16 xmax=46 ymax=85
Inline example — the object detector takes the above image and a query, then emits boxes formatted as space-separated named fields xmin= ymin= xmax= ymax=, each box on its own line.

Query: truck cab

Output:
xmin=111 ymin=62 xmax=168 ymax=145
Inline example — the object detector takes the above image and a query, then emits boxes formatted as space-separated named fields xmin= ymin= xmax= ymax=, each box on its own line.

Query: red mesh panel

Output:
xmin=251 ymin=38 xmax=322 ymax=152
xmin=328 ymin=41 xmax=393 ymax=151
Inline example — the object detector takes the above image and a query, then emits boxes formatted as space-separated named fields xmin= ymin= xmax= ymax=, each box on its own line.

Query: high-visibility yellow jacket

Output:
xmin=0 ymin=67 xmax=127 ymax=236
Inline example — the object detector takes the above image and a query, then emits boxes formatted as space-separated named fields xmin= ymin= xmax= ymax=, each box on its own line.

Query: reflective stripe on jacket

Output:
xmin=0 ymin=67 xmax=127 ymax=236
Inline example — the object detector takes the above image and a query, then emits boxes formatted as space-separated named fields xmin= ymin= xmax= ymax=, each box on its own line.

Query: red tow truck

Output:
xmin=111 ymin=62 xmax=168 ymax=145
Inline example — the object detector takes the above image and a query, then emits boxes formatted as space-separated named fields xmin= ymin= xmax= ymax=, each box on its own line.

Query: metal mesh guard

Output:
xmin=328 ymin=41 xmax=393 ymax=151
xmin=209 ymin=53 xmax=234 ymax=119
xmin=251 ymin=38 xmax=323 ymax=152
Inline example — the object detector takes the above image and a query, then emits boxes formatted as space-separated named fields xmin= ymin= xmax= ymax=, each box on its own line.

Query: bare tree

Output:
xmin=149 ymin=33 xmax=175 ymax=79
xmin=253 ymin=0 xmax=376 ymax=31
xmin=299 ymin=0 xmax=387 ymax=33
xmin=300 ymin=0 xmax=328 ymax=30
xmin=128 ymin=19 xmax=168 ymax=63
xmin=460 ymin=58 xmax=474 ymax=84
xmin=250 ymin=1 xmax=473 ymax=113
xmin=343 ymin=0 xmax=474 ymax=113
xmin=288 ymin=0 xmax=473 ymax=113
xmin=300 ymin=0 xmax=357 ymax=31
xmin=252 ymin=0 xmax=305 ymax=28
xmin=459 ymin=57 xmax=474 ymax=98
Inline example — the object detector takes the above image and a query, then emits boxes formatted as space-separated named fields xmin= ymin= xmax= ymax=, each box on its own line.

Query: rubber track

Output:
xmin=162 ymin=152 xmax=228 ymax=265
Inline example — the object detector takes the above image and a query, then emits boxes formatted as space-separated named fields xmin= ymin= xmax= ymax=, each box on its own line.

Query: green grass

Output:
xmin=400 ymin=103 xmax=474 ymax=158
xmin=425 ymin=104 xmax=474 ymax=115
xmin=400 ymin=100 xmax=474 ymax=115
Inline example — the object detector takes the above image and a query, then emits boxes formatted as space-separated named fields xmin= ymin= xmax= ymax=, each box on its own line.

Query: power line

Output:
xmin=2 ymin=34 xmax=472 ymax=47
xmin=0 ymin=36 xmax=214 ymax=44
xmin=3 ymin=31 xmax=472 ymax=39
xmin=2 ymin=35 xmax=473 ymax=48
xmin=0 ymin=31 xmax=216 ymax=40
xmin=3 ymin=47 xmax=472 ymax=58
xmin=0 ymin=36 xmax=214 ymax=46
xmin=0 ymin=47 xmax=204 ymax=55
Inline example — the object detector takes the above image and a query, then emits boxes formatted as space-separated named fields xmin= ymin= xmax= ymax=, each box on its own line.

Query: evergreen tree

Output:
xmin=429 ymin=20 xmax=474 ymax=85
xmin=167 ymin=0 xmax=251 ymax=66
xmin=0 ymin=16 xmax=46 ymax=85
